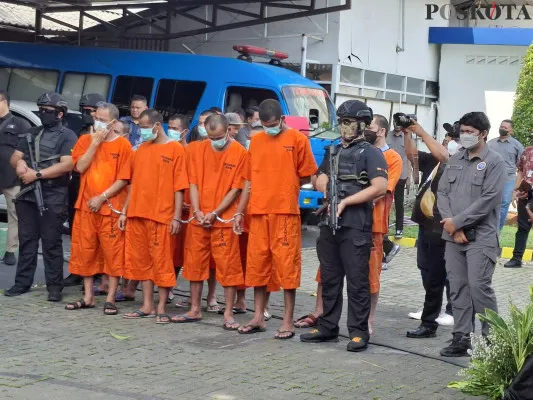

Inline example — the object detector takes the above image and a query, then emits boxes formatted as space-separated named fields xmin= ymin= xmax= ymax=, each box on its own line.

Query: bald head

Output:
xmin=206 ymin=114 xmax=229 ymax=140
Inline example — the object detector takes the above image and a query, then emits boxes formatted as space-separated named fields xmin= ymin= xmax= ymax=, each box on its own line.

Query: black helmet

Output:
xmin=336 ymin=100 xmax=373 ymax=126
xmin=79 ymin=93 xmax=105 ymax=110
xmin=37 ymin=92 xmax=68 ymax=114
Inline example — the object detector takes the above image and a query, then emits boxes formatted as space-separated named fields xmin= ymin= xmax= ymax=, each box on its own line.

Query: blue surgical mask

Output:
xmin=264 ymin=126 xmax=281 ymax=136
xmin=94 ymin=120 xmax=107 ymax=131
xmin=140 ymin=125 xmax=156 ymax=142
xmin=198 ymin=126 xmax=208 ymax=137
xmin=245 ymin=139 xmax=250 ymax=150
xmin=211 ymin=135 xmax=228 ymax=150
xmin=251 ymin=121 xmax=262 ymax=128
xmin=168 ymin=129 xmax=182 ymax=141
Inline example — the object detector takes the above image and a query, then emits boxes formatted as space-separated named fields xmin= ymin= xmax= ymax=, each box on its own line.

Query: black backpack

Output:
xmin=504 ymin=355 xmax=533 ymax=400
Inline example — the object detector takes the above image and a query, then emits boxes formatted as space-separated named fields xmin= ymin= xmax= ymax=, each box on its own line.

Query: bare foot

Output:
xmin=170 ymin=311 xmax=202 ymax=323
xmin=238 ymin=317 xmax=266 ymax=333
xmin=294 ymin=313 xmax=319 ymax=328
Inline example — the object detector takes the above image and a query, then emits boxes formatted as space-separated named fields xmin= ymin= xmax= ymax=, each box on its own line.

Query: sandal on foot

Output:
xmin=156 ymin=314 xmax=171 ymax=324
xmin=294 ymin=314 xmax=318 ymax=328
xmin=238 ymin=325 xmax=266 ymax=335
xmin=170 ymin=314 xmax=202 ymax=323
xmin=223 ymin=320 xmax=240 ymax=331
xmin=114 ymin=291 xmax=135 ymax=302
xmin=103 ymin=302 xmax=118 ymax=316
xmin=65 ymin=299 xmax=95 ymax=310
xmin=206 ymin=303 xmax=221 ymax=313
xmin=175 ymin=300 xmax=191 ymax=308
xmin=275 ymin=330 xmax=296 ymax=340
xmin=123 ymin=310 xmax=156 ymax=319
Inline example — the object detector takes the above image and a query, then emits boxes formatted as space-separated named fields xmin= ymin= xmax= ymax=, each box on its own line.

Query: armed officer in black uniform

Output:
xmin=63 ymin=93 xmax=105 ymax=287
xmin=5 ymin=92 xmax=78 ymax=302
xmin=300 ymin=100 xmax=388 ymax=352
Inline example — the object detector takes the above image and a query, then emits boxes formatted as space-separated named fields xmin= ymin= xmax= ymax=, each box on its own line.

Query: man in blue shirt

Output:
xmin=120 ymin=94 xmax=148 ymax=149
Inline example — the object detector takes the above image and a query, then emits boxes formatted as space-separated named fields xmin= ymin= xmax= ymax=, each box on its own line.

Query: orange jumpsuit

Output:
xmin=183 ymin=140 xmax=246 ymax=287
xmin=246 ymin=128 xmax=317 ymax=290
xmin=315 ymin=147 xmax=403 ymax=294
xmin=69 ymin=135 xmax=133 ymax=278
xmin=124 ymin=140 xmax=189 ymax=288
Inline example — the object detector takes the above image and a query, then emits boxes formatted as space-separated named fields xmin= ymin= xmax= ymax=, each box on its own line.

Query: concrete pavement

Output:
xmin=0 ymin=227 xmax=531 ymax=399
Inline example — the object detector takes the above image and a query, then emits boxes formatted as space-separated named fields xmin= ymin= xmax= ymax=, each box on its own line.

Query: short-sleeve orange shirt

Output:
xmin=72 ymin=135 xmax=133 ymax=216
xmin=248 ymin=128 xmax=317 ymax=215
xmin=127 ymin=140 xmax=189 ymax=225
xmin=373 ymin=148 xmax=403 ymax=234
xmin=188 ymin=140 xmax=248 ymax=227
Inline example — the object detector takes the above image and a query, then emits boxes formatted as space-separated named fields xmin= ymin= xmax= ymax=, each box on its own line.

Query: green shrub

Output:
xmin=513 ymin=43 xmax=533 ymax=146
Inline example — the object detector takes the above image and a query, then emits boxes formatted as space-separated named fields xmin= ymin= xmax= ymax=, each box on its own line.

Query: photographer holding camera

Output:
xmin=437 ymin=112 xmax=506 ymax=357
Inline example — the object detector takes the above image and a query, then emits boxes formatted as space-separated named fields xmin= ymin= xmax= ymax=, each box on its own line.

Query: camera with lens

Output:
xmin=393 ymin=112 xmax=417 ymax=129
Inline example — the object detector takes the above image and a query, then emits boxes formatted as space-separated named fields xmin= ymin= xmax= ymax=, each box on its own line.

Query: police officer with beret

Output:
xmin=300 ymin=100 xmax=388 ymax=352
xmin=63 ymin=93 xmax=105 ymax=287
xmin=5 ymin=92 xmax=78 ymax=302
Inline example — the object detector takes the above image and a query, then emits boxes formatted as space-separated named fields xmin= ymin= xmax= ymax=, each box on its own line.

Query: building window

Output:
xmin=224 ymin=86 xmax=279 ymax=113
xmin=61 ymin=73 xmax=111 ymax=110
xmin=340 ymin=66 xmax=363 ymax=86
xmin=364 ymin=71 xmax=385 ymax=89
xmin=154 ymin=79 xmax=206 ymax=122
xmin=406 ymin=77 xmax=424 ymax=94
xmin=0 ymin=68 xmax=59 ymax=103
xmin=112 ymin=76 xmax=154 ymax=117
xmin=425 ymin=81 xmax=439 ymax=97
xmin=386 ymin=74 xmax=405 ymax=91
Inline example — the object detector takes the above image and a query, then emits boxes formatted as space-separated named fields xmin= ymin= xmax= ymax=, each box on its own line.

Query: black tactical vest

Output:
xmin=335 ymin=140 xmax=371 ymax=199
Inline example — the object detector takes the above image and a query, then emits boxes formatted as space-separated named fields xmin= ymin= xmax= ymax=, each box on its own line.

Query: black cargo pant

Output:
xmin=14 ymin=200 xmax=67 ymax=293
xmin=417 ymin=226 xmax=447 ymax=330
xmin=512 ymin=198 xmax=532 ymax=261
xmin=316 ymin=226 xmax=372 ymax=341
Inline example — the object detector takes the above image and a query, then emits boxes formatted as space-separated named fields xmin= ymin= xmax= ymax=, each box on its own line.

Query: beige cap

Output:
xmin=225 ymin=112 xmax=245 ymax=125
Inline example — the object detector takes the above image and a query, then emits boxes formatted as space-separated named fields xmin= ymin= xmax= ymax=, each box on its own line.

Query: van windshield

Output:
xmin=282 ymin=86 xmax=334 ymax=131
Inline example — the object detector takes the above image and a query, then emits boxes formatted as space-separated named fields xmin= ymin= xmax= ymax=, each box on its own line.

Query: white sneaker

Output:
xmin=408 ymin=310 xmax=422 ymax=320
xmin=381 ymin=262 xmax=389 ymax=271
xmin=436 ymin=313 xmax=454 ymax=326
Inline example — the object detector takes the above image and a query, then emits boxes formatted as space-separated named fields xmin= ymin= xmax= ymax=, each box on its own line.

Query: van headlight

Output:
xmin=301 ymin=183 xmax=313 ymax=190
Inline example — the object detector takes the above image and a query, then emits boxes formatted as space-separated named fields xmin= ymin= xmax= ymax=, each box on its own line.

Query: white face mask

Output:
xmin=447 ymin=140 xmax=458 ymax=155
xmin=460 ymin=133 xmax=480 ymax=150
xmin=94 ymin=120 xmax=108 ymax=131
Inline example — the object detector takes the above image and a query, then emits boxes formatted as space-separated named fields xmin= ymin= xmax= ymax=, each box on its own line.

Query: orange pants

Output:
xmin=124 ymin=217 xmax=176 ymax=288
xmin=238 ymin=232 xmax=280 ymax=292
xmin=315 ymin=233 xmax=383 ymax=294
xmin=246 ymin=214 xmax=301 ymax=290
xmin=183 ymin=224 xmax=244 ymax=287
xmin=69 ymin=210 xmax=123 ymax=277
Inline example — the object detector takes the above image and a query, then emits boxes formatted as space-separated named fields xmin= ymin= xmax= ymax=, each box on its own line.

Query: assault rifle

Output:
xmin=313 ymin=143 xmax=340 ymax=234
xmin=23 ymin=133 xmax=46 ymax=216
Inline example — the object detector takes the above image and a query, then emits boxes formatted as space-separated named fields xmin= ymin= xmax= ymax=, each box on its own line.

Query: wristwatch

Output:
xmin=36 ymin=172 xmax=42 ymax=180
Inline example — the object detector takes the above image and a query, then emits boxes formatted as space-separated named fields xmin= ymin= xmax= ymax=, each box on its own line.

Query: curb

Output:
xmin=387 ymin=236 xmax=532 ymax=261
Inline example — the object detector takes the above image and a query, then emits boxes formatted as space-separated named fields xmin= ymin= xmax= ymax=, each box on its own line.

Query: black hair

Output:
xmin=206 ymin=114 xmax=228 ymax=132
xmin=200 ymin=109 xmax=216 ymax=118
xmin=502 ymin=119 xmax=514 ymax=128
xmin=373 ymin=114 xmax=389 ymax=132
xmin=140 ymin=108 xmax=163 ymax=125
xmin=131 ymin=94 xmax=147 ymax=104
xmin=209 ymin=107 xmax=223 ymax=113
xmin=0 ymin=89 xmax=11 ymax=106
xmin=244 ymin=106 xmax=259 ymax=120
xmin=259 ymin=99 xmax=282 ymax=122
xmin=459 ymin=112 xmax=491 ymax=133
xmin=169 ymin=113 xmax=190 ymax=129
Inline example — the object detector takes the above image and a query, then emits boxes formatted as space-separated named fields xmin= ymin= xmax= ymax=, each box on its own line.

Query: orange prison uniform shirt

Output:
xmin=316 ymin=147 xmax=402 ymax=294
xmin=246 ymin=128 xmax=318 ymax=289
xmin=69 ymin=135 xmax=133 ymax=278
xmin=183 ymin=140 xmax=246 ymax=287
xmin=124 ymin=140 xmax=189 ymax=288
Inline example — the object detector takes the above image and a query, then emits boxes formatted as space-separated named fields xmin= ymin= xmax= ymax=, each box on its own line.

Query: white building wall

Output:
xmin=438 ymin=44 xmax=526 ymax=142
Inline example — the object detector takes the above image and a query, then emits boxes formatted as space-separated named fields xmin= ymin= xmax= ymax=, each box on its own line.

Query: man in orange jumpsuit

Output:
xmin=66 ymin=103 xmax=133 ymax=315
xmin=295 ymin=114 xmax=402 ymax=335
xmin=173 ymin=115 xmax=247 ymax=328
xmin=234 ymin=99 xmax=317 ymax=339
xmin=121 ymin=109 xmax=188 ymax=324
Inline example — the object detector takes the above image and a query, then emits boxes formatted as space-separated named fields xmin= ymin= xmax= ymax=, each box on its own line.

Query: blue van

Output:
xmin=0 ymin=41 xmax=337 ymax=213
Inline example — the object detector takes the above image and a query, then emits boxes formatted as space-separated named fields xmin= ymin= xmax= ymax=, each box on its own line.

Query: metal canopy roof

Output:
xmin=1 ymin=1 xmax=351 ymax=49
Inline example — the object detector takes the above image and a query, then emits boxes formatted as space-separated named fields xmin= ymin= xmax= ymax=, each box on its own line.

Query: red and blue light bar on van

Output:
xmin=233 ymin=45 xmax=289 ymax=63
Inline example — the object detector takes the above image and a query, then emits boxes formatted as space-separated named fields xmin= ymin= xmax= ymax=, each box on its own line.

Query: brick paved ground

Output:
xmin=0 ymin=233 xmax=531 ymax=399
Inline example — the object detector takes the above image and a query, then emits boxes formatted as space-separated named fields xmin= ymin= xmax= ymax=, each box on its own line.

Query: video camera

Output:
xmin=393 ymin=112 xmax=417 ymax=129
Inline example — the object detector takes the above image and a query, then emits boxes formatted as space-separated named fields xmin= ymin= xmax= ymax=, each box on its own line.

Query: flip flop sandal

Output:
xmin=264 ymin=310 xmax=272 ymax=321
xmin=103 ymin=302 xmax=118 ymax=316
xmin=223 ymin=320 xmax=240 ymax=331
xmin=294 ymin=314 xmax=318 ymax=328
xmin=123 ymin=309 xmax=156 ymax=319
xmin=65 ymin=299 xmax=95 ymax=310
xmin=156 ymin=314 xmax=171 ymax=325
xmin=170 ymin=314 xmax=202 ymax=323
xmin=206 ymin=304 xmax=221 ymax=313
xmin=175 ymin=300 xmax=191 ymax=308
xmin=275 ymin=330 xmax=296 ymax=340
xmin=238 ymin=325 xmax=267 ymax=335
xmin=233 ymin=307 xmax=247 ymax=314
xmin=115 ymin=291 xmax=135 ymax=302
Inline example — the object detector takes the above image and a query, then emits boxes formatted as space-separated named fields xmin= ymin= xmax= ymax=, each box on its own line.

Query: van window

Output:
xmin=282 ymin=86 xmax=333 ymax=129
xmin=0 ymin=68 xmax=59 ymax=103
xmin=155 ymin=79 xmax=206 ymax=122
xmin=112 ymin=76 xmax=154 ymax=117
xmin=224 ymin=86 xmax=278 ymax=113
xmin=61 ymin=73 xmax=111 ymax=110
